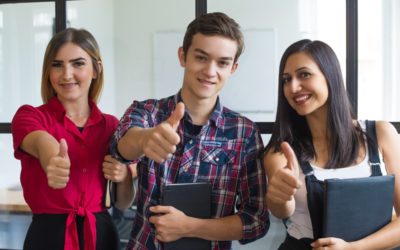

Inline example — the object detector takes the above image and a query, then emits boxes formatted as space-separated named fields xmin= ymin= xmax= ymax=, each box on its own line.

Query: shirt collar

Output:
xmin=174 ymin=90 xmax=223 ymax=127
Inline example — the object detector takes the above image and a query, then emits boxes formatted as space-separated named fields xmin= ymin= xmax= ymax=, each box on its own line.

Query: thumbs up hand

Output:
xmin=281 ymin=142 xmax=300 ymax=180
xmin=141 ymin=102 xmax=185 ymax=163
xmin=267 ymin=141 xmax=302 ymax=205
xmin=166 ymin=102 xmax=185 ymax=130
xmin=46 ymin=138 xmax=71 ymax=189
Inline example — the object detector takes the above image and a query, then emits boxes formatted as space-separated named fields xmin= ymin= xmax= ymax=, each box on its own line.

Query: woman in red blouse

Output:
xmin=11 ymin=28 xmax=133 ymax=250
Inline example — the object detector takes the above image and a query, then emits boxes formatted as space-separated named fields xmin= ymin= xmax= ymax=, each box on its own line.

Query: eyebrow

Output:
xmin=52 ymin=57 xmax=87 ymax=63
xmin=295 ymin=67 xmax=311 ymax=72
xmin=193 ymin=48 xmax=234 ymax=61
xmin=282 ymin=66 xmax=311 ymax=75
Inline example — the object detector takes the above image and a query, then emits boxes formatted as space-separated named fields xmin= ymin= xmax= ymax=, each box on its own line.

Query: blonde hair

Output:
xmin=41 ymin=28 xmax=103 ymax=103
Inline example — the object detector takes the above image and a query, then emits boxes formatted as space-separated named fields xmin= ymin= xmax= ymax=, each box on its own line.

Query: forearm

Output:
xmin=350 ymin=219 xmax=400 ymax=250
xmin=117 ymin=127 xmax=147 ymax=160
xmin=21 ymin=131 xmax=59 ymax=171
xmin=115 ymin=175 xmax=135 ymax=210
xmin=266 ymin=194 xmax=295 ymax=219
xmin=185 ymin=215 xmax=243 ymax=241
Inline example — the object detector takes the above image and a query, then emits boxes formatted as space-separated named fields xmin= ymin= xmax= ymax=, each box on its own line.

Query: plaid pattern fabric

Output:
xmin=110 ymin=92 xmax=269 ymax=250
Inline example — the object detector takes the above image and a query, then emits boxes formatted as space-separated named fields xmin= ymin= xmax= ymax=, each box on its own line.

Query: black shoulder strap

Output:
xmin=299 ymin=161 xmax=314 ymax=175
xmin=365 ymin=120 xmax=382 ymax=176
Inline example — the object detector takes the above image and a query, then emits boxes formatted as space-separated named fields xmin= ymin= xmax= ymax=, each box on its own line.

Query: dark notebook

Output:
xmin=161 ymin=182 xmax=211 ymax=250
xmin=322 ymin=175 xmax=395 ymax=241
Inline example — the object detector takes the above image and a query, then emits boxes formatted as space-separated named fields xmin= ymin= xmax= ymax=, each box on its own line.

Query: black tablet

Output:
xmin=323 ymin=175 xmax=394 ymax=241
xmin=161 ymin=182 xmax=211 ymax=250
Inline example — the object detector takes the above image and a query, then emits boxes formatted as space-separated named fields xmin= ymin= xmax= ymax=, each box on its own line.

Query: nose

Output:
xmin=62 ymin=65 xmax=73 ymax=81
xmin=287 ymin=78 xmax=302 ymax=93
xmin=203 ymin=61 xmax=217 ymax=77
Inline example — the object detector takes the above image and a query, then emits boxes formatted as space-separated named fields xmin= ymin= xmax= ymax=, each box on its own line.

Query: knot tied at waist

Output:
xmin=65 ymin=206 xmax=97 ymax=250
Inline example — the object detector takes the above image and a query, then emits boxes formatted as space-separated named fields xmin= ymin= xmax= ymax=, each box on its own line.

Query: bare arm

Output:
xmin=114 ymin=176 xmax=134 ymax=210
xmin=115 ymin=164 xmax=137 ymax=210
xmin=21 ymin=130 xmax=60 ymax=169
xmin=20 ymin=130 xmax=70 ymax=189
xmin=263 ymin=142 xmax=301 ymax=219
xmin=117 ymin=126 xmax=151 ymax=160
xmin=103 ymin=156 xmax=137 ymax=210
xmin=117 ymin=103 xmax=184 ymax=163
xmin=183 ymin=214 xmax=242 ymax=241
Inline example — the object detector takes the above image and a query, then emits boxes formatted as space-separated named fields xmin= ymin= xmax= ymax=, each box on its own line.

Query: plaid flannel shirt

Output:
xmin=110 ymin=92 xmax=269 ymax=250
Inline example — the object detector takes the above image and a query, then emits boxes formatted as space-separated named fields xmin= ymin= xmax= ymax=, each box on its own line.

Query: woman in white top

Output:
xmin=263 ymin=39 xmax=400 ymax=250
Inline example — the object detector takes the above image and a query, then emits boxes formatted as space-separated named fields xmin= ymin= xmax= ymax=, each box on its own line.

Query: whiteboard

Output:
xmin=153 ymin=29 xmax=276 ymax=114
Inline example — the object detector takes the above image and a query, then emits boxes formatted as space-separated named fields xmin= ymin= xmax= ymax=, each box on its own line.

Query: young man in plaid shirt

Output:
xmin=111 ymin=12 xmax=269 ymax=250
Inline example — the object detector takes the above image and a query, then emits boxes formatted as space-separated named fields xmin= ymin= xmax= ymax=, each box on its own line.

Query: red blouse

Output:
xmin=12 ymin=96 xmax=119 ymax=250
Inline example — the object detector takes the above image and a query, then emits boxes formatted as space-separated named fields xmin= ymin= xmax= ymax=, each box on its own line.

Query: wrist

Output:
xmin=184 ymin=216 xmax=199 ymax=238
xmin=349 ymin=240 xmax=365 ymax=250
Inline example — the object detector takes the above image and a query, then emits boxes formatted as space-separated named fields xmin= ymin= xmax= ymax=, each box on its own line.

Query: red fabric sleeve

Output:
xmin=11 ymin=105 xmax=47 ymax=159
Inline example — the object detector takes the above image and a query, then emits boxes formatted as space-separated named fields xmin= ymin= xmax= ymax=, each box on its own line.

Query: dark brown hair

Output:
xmin=182 ymin=12 xmax=244 ymax=63
xmin=266 ymin=39 xmax=364 ymax=169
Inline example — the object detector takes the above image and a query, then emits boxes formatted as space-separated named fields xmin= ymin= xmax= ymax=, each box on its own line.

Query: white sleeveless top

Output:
xmin=286 ymin=120 xmax=387 ymax=239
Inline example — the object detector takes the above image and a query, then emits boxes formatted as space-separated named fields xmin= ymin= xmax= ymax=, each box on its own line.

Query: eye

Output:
xmin=51 ymin=62 xmax=62 ymax=68
xmin=195 ymin=55 xmax=207 ymax=62
xmin=218 ymin=60 xmax=230 ymax=67
xmin=282 ymin=76 xmax=291 ymax=84
xmin=299 ymin=72 xmax=311 ymax=78
xmin=73 ymin=60 xmax=86 ymax=67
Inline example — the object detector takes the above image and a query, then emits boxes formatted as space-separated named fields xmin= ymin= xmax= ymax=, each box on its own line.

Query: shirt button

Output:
xmin=183 ymin=165 xmax=189 ymax=172
xmin=82 ymin=168 xmax=87 ymax=173
xmin=215 ymin=157 xmax=219 ymax=162
xmin=189 ymin=140 xmax=193 ymax=144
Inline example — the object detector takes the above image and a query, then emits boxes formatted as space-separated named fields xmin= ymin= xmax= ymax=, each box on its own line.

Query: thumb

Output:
xmin=58 ymin=138 xmax=68 ymax=158
xmin=166 ymin=102 xmax=185 ymax=130
xmin=281 ymin=141 xmax=299 ymax=178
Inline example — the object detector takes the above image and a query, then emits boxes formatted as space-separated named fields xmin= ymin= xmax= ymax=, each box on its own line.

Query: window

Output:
xmin=358 ymin=0 xmax=400 ymax=121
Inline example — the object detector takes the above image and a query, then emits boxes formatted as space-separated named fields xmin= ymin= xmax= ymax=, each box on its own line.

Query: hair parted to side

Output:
xmin=182 ymin=12 xmax=244 ymax=63
xmin=41 ymin=28 xmax=103 ymax=103
xmin=266 ymin=39 xmax=365 ymax=169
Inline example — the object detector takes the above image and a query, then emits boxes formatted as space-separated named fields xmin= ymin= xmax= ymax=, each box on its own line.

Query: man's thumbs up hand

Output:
xmin=166 ymin=102 xmax=185 ymax=130
xmin=142 ymin=103 xmax=185 ymax=163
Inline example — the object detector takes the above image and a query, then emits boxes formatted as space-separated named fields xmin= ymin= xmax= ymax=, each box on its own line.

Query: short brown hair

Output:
xmin=182 ymin=12 xmax=244 ymax=63
xmin=41 ymin=28 xmax=103 ymax=103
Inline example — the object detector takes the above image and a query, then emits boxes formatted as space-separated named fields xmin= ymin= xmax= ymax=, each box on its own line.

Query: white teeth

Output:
xmin=295 ymin=95 xmax=309 ymax=102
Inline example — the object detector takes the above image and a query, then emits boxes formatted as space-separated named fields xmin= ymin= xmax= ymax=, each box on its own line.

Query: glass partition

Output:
xmin=0 ymin=3 xmax=54 ymax=249
xmin=208 ymin=0 xmax=346 ymax=122
xmin=68 ymin=0 xmax=195 ymax=118
xmin=0 ymin=2 xmax=54 ymax=122
xmin=358 ymin=0 xmax=400 ymax=121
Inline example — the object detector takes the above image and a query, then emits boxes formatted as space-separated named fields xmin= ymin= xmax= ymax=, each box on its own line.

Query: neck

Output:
xmin=306 ymin=106 xmax=329 ymax=139
xmin=180 ymin=94 xmax=216 ymax=126
xmin=61 ymin=98 xmax=91 ymax=126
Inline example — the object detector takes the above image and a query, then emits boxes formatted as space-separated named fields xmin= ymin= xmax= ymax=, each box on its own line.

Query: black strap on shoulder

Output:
xmin=299 ymin=161 xmax=314 ymax=176
xmin=365 ymin=120 xmax=382 ymax=176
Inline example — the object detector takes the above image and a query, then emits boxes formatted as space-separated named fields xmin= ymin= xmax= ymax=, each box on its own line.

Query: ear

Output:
xmin=178 ymin=47 xmax=186 ymax=67
xmin=230 ymin=62 xmax=238 ymax=75
xmin=93 ymin=60 xmax=102 ymax=79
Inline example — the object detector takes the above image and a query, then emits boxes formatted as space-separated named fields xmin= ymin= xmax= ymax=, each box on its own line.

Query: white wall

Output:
xmin=113 ymin=0 xmax=195 ymax=117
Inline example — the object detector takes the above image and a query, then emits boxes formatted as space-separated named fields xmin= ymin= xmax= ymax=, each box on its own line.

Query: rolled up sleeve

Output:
xmin=236 ymin=128 xmax=270 ymax=244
